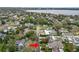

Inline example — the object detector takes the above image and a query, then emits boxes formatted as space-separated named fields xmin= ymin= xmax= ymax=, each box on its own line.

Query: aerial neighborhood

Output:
xmin=0 ymin=8 xmax=79 ymax=52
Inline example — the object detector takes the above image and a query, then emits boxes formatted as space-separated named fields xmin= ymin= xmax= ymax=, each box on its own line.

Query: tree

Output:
xmin=1 ymin=20 xmax=6 ymax=25
xmin=0 ymin=43 xmax=7 ymax=52
xmin=16 ymin=29 xmax=20 ymax=34
xmin=63 ymin=43 xmax=74 ymax=52
xmin=53 ymin=21 xmax=63 ymax=35
xmin=0 ymin=38 xmax=3 ymax=43
xmin=8 ymin=36 xmax=16 ymax=52
xmin=74 ymin=20 xmax=79 ymax=27
xmin=75 ymin=46 xmax=79 ymax=52
xmin=71 ymin=26 xmax=79 ymax=34
xmin=61 ymin=17 xmax=71 ymax=28
xmin=25 ymin=31 xmax=35 ymax=38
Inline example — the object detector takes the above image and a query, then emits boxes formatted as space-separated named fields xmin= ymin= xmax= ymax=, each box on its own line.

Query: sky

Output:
xmin=0 ymin=0 xmax=79 ymax=7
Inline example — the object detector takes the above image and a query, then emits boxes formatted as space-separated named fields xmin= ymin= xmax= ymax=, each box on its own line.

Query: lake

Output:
xmin=26 ymin=10 xmax=79 ymax=15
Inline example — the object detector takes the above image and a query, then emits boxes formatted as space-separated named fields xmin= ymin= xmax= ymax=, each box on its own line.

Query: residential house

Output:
xmin=48 ymin=36 xmax=63 ymax=52
xmin=16 ymin=39 xmax=25 ymax=51
xmin=44 ymin=29 xmax=57 ymax=36
xmin=73 ymin=36 xmax=79 ymax=46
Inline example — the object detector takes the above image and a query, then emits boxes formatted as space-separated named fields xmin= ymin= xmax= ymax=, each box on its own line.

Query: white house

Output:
xmin=44 ymin=29 xmax=57 ymax=35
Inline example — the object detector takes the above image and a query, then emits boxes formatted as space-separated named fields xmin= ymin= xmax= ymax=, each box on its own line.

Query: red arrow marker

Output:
xmin=29 ymin=43 xmax=39 ymax=48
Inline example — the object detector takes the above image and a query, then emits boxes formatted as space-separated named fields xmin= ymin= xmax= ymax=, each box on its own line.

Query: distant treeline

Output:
xmin=0 ymin=7 xmax=79 ymax=10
